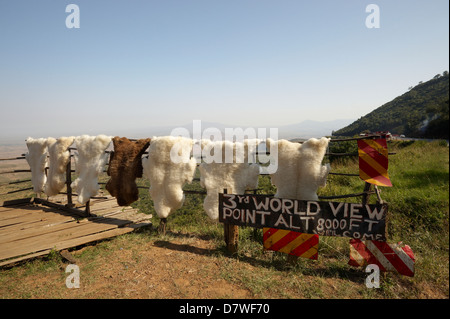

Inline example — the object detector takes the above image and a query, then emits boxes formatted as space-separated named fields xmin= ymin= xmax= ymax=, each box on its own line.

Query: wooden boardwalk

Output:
xmin=0 ymin=196 xmax=152 ymax=267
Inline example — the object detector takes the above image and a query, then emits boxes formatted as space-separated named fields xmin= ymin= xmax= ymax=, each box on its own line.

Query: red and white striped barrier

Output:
xmin=348 ymin=239 xmax=415 ymax=277
xmin=263 ymin=228 xmax=319 ymax=260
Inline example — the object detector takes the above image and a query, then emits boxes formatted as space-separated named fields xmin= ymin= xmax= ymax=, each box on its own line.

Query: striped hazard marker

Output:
xmin=263 ymin=228 xmax=319 ymax=260
xmin=348 ymin=239 xmax=415 ymax=277
xmin=357 ymin=138 xmax=393 ymax=187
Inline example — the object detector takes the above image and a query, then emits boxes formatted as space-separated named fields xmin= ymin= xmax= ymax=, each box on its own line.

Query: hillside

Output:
xmin=334 ymin=72 xmax=449 ymax=138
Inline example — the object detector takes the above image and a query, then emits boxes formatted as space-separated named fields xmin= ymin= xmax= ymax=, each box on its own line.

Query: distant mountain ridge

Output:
xmin=334 ymin=72 xmax=449 ymax=139
xmin=276 ymin=119 xmax=355 ymax=139
xmin=136 ymin=119 xmax=355 ymax=140
xmin=0 ymin=118 xmax=355 ymax=145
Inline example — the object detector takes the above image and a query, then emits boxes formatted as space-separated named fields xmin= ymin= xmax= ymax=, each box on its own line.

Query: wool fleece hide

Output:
xmin=199 ymin=140 xmax=260 ymax=221
xmin=71 ymin=135 xmax=112 ymax=205
xmin=268 ymin=137 xmax=330 ymax=201
xmin=142 ymin=136 xmax=197 ymax=219
xmin=25 ymin=137 xmax=48 ymax=194
xmin=106 ymin=137 xmax=150 ymax=206
xmin=44 ymin=136 xmax=75 ymax=197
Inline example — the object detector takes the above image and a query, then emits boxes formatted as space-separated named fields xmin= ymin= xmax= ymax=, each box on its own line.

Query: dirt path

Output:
xmin=1 ymin=231 xmax=254 ymax=299
xmin=69 ymin=235 xmax=252 ymax=299
xmin=2 ymin=228 xmax=447 ymax=299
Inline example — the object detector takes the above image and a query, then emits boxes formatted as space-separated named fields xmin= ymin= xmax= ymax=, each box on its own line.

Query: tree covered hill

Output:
xmin=334 ymin=72 xmax=449 ymax=139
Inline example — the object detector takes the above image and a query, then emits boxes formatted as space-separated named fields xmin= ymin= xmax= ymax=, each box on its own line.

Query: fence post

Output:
xmin=66 ymin=152 xmax=74 ymax=208
xmin=362 ymin=182 xmax=372 ymax=205
xmin=159 ymin=218 xmax=167 ymax=235
xmin=85 ymin=199 xmax=91 ymax=216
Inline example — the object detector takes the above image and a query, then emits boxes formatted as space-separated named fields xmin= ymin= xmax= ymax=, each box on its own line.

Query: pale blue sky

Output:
xmin=0 ymin=0 xmax=448 ymax=143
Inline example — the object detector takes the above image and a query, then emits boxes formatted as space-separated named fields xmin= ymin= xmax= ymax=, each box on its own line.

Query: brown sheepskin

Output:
xmin=106 ymin=137 xmax=151 ymax=206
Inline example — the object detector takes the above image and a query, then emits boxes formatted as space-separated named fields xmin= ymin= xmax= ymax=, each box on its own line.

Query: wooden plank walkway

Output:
xmin=0 ymin=196 xmax=152 ymax=267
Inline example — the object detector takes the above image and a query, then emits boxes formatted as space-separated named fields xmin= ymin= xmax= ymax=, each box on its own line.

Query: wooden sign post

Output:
xmin=224 ymin=223 xmax=239 ymax=254
xmin=222 ymin=189 xmax=239 ymax=254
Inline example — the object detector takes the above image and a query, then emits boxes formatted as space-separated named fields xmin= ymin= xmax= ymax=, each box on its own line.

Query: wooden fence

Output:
xmin=0 ymin=135 xmax=393 ymax=251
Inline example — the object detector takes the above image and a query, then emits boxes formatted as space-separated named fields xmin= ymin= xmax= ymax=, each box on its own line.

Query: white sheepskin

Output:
xmin=199 ymin=140 xmax=260 ymax=220
xmin=142 ymin=136 xmax=197 ymax=219
xmin=44 ymin=136 xmax=75 ymax=197
xmin=71 ymin=135 xmax=112 ymax=205
xmin=25 ymin=137 xmax=48 ymax=194
xmin=268 ymin=137 xmax=330 ymax=201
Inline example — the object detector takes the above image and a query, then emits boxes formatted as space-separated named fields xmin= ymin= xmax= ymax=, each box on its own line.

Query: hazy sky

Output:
xmin=0 ymin=0 xmax=448 ymax=143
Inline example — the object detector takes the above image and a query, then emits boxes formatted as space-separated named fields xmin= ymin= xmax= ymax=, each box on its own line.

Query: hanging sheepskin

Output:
xmin=106 ymin=136 xmax=151 ymax=206
xmin=267 ymin=137 xmax=330 ymax=201
xmin=71 ymin=135 xmax=112 ymax=205
xmin=25 ymin=137 xmax=48 ymax=194
xmin=199 ymin=140 xmax=260 ymax=220
xmin=142 ymin=136 xmax=197 ymax=219
xmin=44 ymin=136 xmax=75 ymax=197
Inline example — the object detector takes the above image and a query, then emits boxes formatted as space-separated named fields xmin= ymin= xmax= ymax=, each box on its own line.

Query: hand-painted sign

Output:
xmin=218 ymin=193 xmax=387 ymax=241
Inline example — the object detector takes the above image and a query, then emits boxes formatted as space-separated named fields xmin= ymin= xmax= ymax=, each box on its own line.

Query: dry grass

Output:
xmin=0 ymin=141 xmax=448 ymax=299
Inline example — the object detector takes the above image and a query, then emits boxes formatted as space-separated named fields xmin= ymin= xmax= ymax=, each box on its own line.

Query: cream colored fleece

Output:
xmin=25 ymin=137 xmax=48 ymax=194
xmin=142 ymin=136 xmax=197 ymax=218
xmin=267 ymin=137 xmax=330 ymax=201
xmin=44 ymin=136 xmax=75 ymax=196
xmin=199 ymin=140 xmax=260 ymax=220
xmin=71 ymin=135 xmax=112 ymax=204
